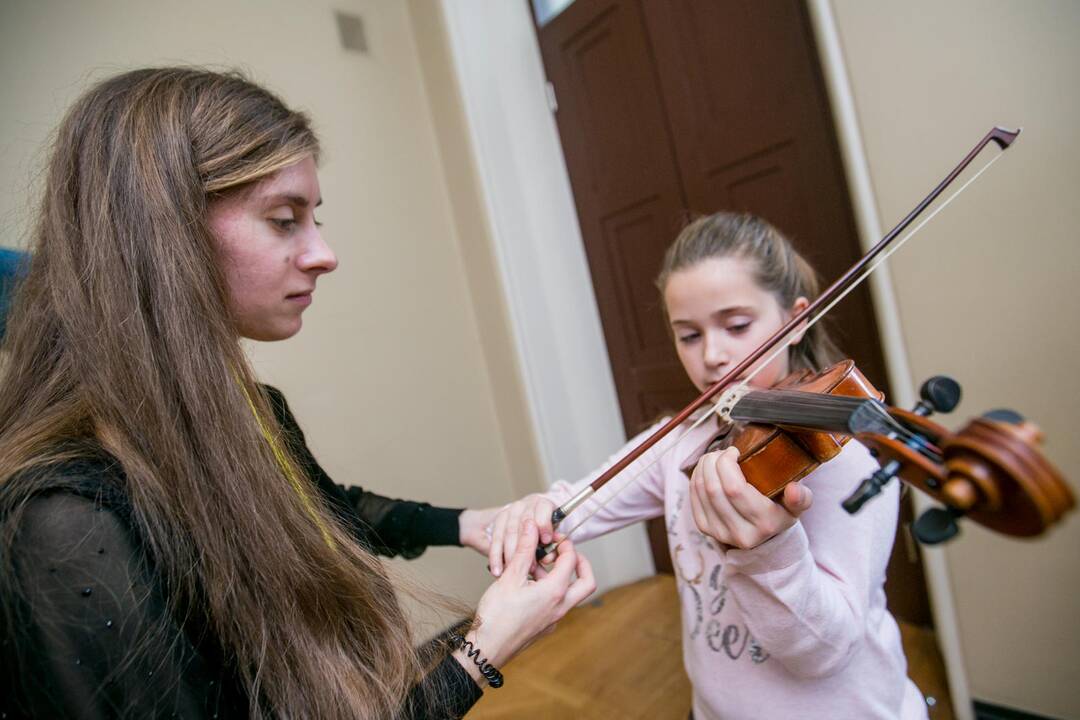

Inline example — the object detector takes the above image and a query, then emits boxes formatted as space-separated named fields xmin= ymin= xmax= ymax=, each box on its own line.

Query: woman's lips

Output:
xmin=286 ymin=292 xmax=313 ymax=307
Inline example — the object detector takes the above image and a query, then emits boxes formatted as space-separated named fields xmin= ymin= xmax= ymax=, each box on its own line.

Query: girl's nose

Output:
xmin=703 ymin=334 xmax=729 ymax=369
xmin=299 ymin=229 xmax=338 ymax=275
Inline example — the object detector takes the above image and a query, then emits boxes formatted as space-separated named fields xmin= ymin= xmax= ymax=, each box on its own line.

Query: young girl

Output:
xmin=483 ymin=213 xmax=927 ymax=719
xmin=0 ymin=67 xmax=593 ymax=719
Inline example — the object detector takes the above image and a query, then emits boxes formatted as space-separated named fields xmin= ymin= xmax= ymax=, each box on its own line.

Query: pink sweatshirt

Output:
xmin=546 ymin=416 xmax=929 ymax=720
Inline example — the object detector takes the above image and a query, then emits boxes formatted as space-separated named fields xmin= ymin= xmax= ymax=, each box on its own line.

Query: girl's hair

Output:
xmin=0 ymin=68 xmax=445 ymax=718
xmin=656 ymin=212 xmax=841 ymax=374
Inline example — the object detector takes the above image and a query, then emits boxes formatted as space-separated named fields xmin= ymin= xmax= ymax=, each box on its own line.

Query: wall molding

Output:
xmin=806 ymin=1 xmax=973 ymax=717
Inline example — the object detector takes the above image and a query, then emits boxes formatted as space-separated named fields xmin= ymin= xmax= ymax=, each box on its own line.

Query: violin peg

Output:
xmin=983 ymin=408 xmax=1024 ymax=424
xmin=842 ymin=460 xmax=901 ymax=514
xmin=912 ymin=507 xmax=963 ymax=545
xmin=916 ymin=376 xmax=961 ymax=416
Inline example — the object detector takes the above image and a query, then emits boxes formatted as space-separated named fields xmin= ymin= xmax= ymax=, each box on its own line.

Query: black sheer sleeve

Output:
xmin=1 ymin=489 xmax=245 ymax=719
xmin=400 ymin=654 xmax=484 ymax=720
xmin=263 ymin=386 xmax=464 ymax=559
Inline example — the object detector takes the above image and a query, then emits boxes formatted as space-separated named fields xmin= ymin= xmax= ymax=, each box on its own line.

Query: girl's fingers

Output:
xmin=536 ymin=528 xmax=564 ymax=566
xmin=533 ymin=501 xmax=555 ymax=545
xmin=688 ymin=474 xmax=713 ymax=535
xmin=781 ymin=481 xmax=813 ymax=516
xmin=715 ymin=447 xmax=773 ymax=526
xmin=701 ymin=450 xmax=757 ymax=543
xmin=697 ymin=472 xmax=735 ymax=544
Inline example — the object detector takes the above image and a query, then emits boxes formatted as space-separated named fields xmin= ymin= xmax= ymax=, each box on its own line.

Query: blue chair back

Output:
xmin=0 ymin=248 xmax=29 ymax=341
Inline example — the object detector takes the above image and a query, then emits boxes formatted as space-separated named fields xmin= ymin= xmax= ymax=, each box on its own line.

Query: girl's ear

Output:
xmin=786 ymin=296 xmax=811 ymax=345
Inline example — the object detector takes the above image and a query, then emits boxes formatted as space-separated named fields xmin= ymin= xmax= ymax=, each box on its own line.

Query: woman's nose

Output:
xmin=299 ymin=229 xmax=338 ymax=274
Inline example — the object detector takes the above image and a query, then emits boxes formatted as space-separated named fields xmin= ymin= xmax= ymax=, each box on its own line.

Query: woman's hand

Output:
xmin=459 ymin=519 xmax=595 ymax=680
xmin=459 ymin=507 xmax=502 ymax=555
xmin=689 ymin=447 xmax=813 ymax=549
xmin=486 ymin=494 xmax=562 ymax=577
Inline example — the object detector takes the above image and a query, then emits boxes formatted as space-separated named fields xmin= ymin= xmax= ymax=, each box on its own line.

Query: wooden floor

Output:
xmin=468 ymin=575 xmax=953 ymax=719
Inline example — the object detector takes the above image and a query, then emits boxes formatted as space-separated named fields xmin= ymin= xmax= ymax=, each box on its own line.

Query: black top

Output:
xmin=0 ymin=386 xmax=481 ymax=719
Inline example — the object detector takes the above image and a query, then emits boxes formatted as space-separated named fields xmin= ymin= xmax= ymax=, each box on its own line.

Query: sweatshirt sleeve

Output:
xmin=718 ymin=440 xmax=898 ymax=678
xmin=543 ymin=419 xmax=677 ymax=544
xmin=263 ymin=385 xmax=463 ymax=559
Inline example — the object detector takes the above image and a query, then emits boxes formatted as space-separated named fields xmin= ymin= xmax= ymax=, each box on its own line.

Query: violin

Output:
xmin=537 ymin=127 xmax=1074 ymax=558
xmin=714 ymin=360 xmax=1073 ymax=544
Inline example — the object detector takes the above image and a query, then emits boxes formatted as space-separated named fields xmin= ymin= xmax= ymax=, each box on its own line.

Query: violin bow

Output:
xmin=537 ymin=126 xmax=1021 ymax=558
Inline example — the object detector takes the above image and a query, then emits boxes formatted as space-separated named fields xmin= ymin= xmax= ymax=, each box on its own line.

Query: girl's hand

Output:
xmin=486 ymin=494 xmax=563 ymax=577
xmin=462 ymin=519 xmax=595 ymax=676
xmin=689 ymin=447 xmax=813 ymax=549
xmin=459 ymin=507 xmax=502 ymax=555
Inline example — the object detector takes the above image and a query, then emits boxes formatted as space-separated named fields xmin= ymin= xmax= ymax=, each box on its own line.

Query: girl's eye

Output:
xmin=269 ymin=218 xmax=297 ymax=231
xmin=677 ymin=332 xmax=700 ymax=344
xmin=727 ymin=322 xmax=751 ymax=335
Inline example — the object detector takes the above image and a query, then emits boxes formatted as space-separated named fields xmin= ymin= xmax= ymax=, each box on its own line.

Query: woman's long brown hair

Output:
xmin=0 ymin=68 xmax=442 ymax=718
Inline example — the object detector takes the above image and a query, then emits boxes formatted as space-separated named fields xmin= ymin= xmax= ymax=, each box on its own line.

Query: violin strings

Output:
xmin=554 ymin=151 xmax=1005 ymax=539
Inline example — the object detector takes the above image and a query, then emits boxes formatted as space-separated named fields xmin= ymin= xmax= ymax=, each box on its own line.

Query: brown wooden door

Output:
xmin=640 ymin=0 xmax=889 ymax=391
xmin=535 ymin=0 xmax=932 ymax=626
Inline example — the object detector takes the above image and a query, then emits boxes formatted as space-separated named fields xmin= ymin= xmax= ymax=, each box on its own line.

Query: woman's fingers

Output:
xmin=505 ymin=519 xmax=540 ymax=580
xmin=503 ymin=506 xmax=526 ymax=564
xmin=560 ymin=544 xmax=596 ymax=611
xmin=488 ymin=508 xmax=511 ymax=577
xmin=542 ymin=539 xmax=579 ymax=587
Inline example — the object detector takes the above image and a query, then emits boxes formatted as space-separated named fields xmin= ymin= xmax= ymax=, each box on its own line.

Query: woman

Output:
xmin=0 ymin=67 xmax=593 ymax=719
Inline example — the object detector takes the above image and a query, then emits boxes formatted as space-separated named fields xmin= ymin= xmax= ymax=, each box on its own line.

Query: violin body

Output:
xmin=732 ymin=361 xmax=881 ymax=498
xmin=725 ymin=360 xmax=1074 ymax=540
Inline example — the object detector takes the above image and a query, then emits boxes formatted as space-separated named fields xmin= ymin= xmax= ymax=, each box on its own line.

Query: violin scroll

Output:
xmin=852 ymin=378 xmax=1074 ymax=544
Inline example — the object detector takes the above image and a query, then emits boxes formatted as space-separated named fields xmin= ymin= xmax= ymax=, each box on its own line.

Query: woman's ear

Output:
xmin=786 ymin=296 xmax=811 ymax=345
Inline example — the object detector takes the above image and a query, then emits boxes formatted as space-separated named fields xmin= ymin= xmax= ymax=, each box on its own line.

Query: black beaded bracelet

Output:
xmin=449 ymin=632 xmax=504 ymax=689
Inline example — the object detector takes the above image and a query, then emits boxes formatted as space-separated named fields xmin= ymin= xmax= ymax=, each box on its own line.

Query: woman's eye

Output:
xmin=727 ymin=322 xmax=751 ymax=335
xmin=677 ymin=333 xmax=700 ymax=344
xmin=269 ymin=218 xmax=296 ymax=231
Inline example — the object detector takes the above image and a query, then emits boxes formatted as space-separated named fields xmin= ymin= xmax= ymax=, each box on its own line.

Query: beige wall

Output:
xmin=830 ymin=1 xmax=1080 ymax=716
xmin=0 ymin=0 xmax=541 ymax=615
